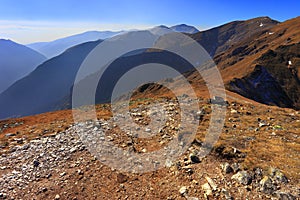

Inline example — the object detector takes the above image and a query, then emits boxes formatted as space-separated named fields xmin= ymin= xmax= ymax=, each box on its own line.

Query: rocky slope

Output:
xmin=228 ymin=42 xmax=300 ymax=109
xmin=190 ymin=17 xmax=279 ymax=57
xmin=0 ymin=95 xmax=299 ymax=199
xmin=182 ymin=16 xmax=300 ymax=110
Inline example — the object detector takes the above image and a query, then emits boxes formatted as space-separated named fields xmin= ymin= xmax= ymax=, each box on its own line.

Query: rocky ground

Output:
xmin=0 ymin=96 xmax=299 ymax=199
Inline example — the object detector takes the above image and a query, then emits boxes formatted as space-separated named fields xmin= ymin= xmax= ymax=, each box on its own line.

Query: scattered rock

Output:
xmin=221 ymin=188 xmax=233 ymax=200
xmin=209 ymin=96 xmax=228 ymax=106
xmin=77 ymin=169 xmax=83 ymax=175
xmin=189 ymin=153 xmax=201 ymax=163
xmin=70 ymin=147 xmax=77 ymax=153
xmin=205 ymin=176 xmax=217 ymax=191
xmin=259 ymin=121 xmax=268 ymax=127
xmin=117 ymin=173 xmax=128 ymax=184
xmin=201 ymin=183 xmax=212 ymax=198
xmin=268 ymin=167 xmax=288 ymax=184
xmin=276 ymin=191 xmax=296 ymax=200
xmin=179 ymin=186 xmax=187 ymax=196
xmin=55 ymin=194 xmax=60 ymax=200
xmin=231 ymin=163 xmax=240 ymax=173
xmin=221 ymin=162 xmax=233 ymax=174
xmin=231 ymin=171 xmax=252 ymax=185
xmin=230 ymin=109 xmax=238 ymax=114
xmin=145 ymin=128 xmax=151 ymax=133
xmin=253 ymin=167 xmax=263 ymax=180
xmin=0 ymin=166 xmax=7 ymax=170
xmin=5 ymin=133 xmax=16 ymax=137
xmin=259 ymin=176 xmax=275 ymax=194
xmin=33 ymin=160 xmax=40 ymax=167
xmin=0 ymin=193 xmax=7 ymax=199
xmin=60 ymin=172 xmax=66 ymax=177
xmin=214 ymin=145 xmax=245 ymax=159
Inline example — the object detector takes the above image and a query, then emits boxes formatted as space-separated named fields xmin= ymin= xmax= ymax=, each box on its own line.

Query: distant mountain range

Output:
xmin=0 ymin=30 xmax=197 ymax=119
xmin=26 ymin=24 xmax=199 ymax=59
xmin=0 ymin=17 xmax=299 ymax=119
xmin=0 ymin=39 xmax=46 ymax=94
xmin=27 ymin=31 xmax=123 ymax=58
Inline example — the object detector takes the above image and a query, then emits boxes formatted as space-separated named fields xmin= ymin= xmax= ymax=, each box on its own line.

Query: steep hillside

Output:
xmin=0 ymin=39 xmax=46 ymax=93
xmin=0 ymin=40 xmax=102 ymax=119
xmin=127 ymin=17 xmax=300 ymax=110
xmin=190 ymin=17 xmax=279 ymax=56
xmin=216 ymin=17 xmax=300 ymax=109
xmin=228 ymin=43 xmax=300 ymax=109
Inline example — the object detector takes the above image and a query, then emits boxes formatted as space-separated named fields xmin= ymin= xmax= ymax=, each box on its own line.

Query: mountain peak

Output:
xmin=0 ymin=39 xmax=19 ymax=46
xmin=156 ymin=25 xmax=169 ymax=29
xmin=170 ymin=24 xmax=199 ymax=34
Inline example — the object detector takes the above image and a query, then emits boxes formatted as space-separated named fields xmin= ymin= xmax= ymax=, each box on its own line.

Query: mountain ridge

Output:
xmin=0 ymin=39 xmax=47 ymax=94
xmin=27 ymin=30 xmax=123 ymax=58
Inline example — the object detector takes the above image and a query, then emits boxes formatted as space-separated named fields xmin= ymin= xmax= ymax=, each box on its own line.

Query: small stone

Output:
xmin=274 ymin=171 xmax=288 ymax=184
xmin=70 ymin=147 xmax=77 ymax=153
xmin=230 ymin=109 xmax=238 ymax=114
xmin=201 ymin=183 xmax=212 ymax=197
xmin=205 ymin=176 xmax=217 ymax=191
xmin=0 ymin=166 xmax=7 ymax=170
xmin=221 ymin=162 xmax=233 ymax=174
xmin=253 ymin=167 xmax=263 ymax=180
xmin=268 ymin=167 xmax=288 ymax=184
xmin=55 ymin=194 xmax=60 ymax=200
xmin=60 ymin=172 xmax=66 ymax=177
xmin=145 ymin=128 xmax=151 ymax=133
xmin=259 ymin=121 xmax=268 ymax=127
xmin=221 ymin=189 xmax=233 ymax=200
xmin=46 ymin=173 xmax=52 ymax=179
xmin=5 ymin=133 xmax=16 ymax=137
xmin=21 ymin=144 xmax=30 ymax=150
xmin=276 ymin=192 xmax=296 ymax=200
xmin=165 ymin=159 xmax=172 ymax=168
xmin=259 ymin=176 xmax=275 ymax=194
xmin=33 ymin=160 xmax=40 ymax=167
xmin=117 ymin=173 xmax=128 ymax=183
xmin=0 ymin=193 xmax=7 ymax=199
xmin=0 ymin=192 xmax=7 ymax=199
xmin=179 ymin=186 xmax=187 ymax=195
xmin=190 ymin=153 xmax=201 ymax=163
xmin=141 ymin=148 xmax=147 ymax=153
xmin=231 ymin=163 xmax=240 ymax=173
xmin=231 ymin=171 xmax=252 ymax=185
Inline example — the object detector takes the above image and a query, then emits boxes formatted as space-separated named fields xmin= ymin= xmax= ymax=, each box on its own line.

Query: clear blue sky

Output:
xmin=0 ymin=0 xmax=299 ymax=43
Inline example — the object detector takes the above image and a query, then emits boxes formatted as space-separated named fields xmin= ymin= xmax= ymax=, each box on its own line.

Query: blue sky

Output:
xmin=0 ymin=0 xmax=299 ymax=43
